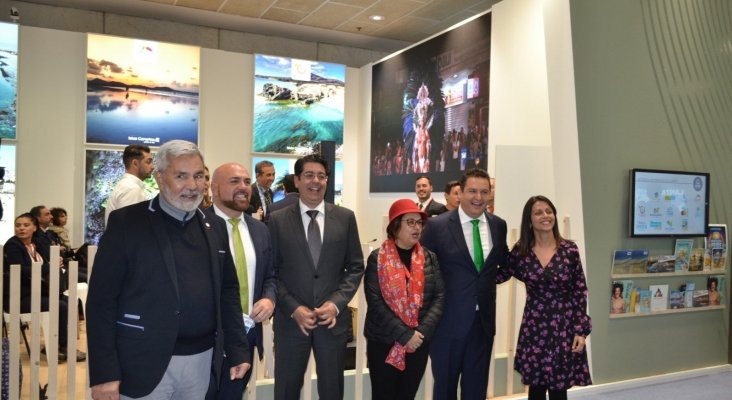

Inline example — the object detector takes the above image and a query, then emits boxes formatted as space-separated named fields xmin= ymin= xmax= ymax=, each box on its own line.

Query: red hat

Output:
xmin=389 ymin=199 xmax=427 ymax=224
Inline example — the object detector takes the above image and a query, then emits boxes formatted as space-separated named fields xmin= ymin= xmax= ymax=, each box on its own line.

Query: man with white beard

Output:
xmin=87 ymin=140 xmax=251 ymax=400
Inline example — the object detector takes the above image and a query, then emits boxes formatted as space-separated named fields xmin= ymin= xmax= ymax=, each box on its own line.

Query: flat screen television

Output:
xmin=629 ymin=168 xmax=710 ymax=237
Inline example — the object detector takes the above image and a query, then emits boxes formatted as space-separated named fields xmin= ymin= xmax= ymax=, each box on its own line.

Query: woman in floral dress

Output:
xmin=497 ymin=195 xmax=592 ymax=400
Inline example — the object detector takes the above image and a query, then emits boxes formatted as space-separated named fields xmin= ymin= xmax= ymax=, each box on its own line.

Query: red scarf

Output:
xmin=377 ymin=239 xmax=425 ymax=371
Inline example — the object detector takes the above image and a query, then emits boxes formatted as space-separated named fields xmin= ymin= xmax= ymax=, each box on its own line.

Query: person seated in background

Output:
xmin=30 ymin=205 xmax=70 ymax=260
xmin=3 ymin=213 xmax=85 ymax=362
xmin=48 ymin=207 xmax=72 ymax=249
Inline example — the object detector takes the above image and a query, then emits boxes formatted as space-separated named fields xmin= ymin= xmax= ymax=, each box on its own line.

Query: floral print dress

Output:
xmin=497 ymin=240 xmax=592 ymax=390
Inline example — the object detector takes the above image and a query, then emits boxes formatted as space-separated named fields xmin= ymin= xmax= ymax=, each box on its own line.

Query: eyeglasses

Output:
xmin=402 ymin=218 xmax=424 ymax=228
xmin=301 ymin=171 xmax=328 ymax=181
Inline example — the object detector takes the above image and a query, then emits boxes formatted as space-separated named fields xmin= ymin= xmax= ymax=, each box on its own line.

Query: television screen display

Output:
xmin=629 ymin=169 xmax=710 ymax=237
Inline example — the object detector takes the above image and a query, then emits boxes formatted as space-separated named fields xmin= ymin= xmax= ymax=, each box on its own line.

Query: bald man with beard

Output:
xmin=204 ymin=162 xmax=276 ymax=400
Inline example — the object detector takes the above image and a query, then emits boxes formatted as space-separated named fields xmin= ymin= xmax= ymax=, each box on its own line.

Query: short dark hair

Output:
xmin=50 ymin=207 xmax=67 ymax=225
xmin=122 ymin=145 xmax=151 ymax=169
xmin=386 ymin=215 xmax=403 ymax=240
xmin=415 ymin=175 xmax=432 ymax=185
xmin=295 ymin=154 xmax=329 ymax=177
xmin=15 ymin=212 xmax=38 ymax=228
xmin=612 ymin=283 xmax=623 ymax=295
xmin=708 ymin=277 xmax=719 ymax=290
xmin=279 ymin=174 xmax=297 ymax=193
xmin=29 ymin=205 xmax=46 ymax=219
xmin=255 ymin=160 xmax=274 ymax=175
xmin=444 ymin=180 xmax=460 ymax=194
xmin=459 ymin=168 xmax=491 ymax=191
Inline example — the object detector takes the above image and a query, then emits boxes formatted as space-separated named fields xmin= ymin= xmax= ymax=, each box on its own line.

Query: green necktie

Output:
xmin=471 ymin=219 xmax=484 ymax=272
xmin=228 ymin=218 xmax=249 ymax=314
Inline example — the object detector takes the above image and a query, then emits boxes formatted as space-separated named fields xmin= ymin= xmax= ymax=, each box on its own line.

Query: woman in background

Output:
xmin=3 ymin=213 xmax=84 ymax=361
xmin=364 ymin=199 xmax=445 ymax=400
xmin=199 ymin=165 xmax=213 ymax=209
xmin=49 ymin=207 xmax=72 ymax=248
xmin=497 ymin=195 xmax=591 ymax=400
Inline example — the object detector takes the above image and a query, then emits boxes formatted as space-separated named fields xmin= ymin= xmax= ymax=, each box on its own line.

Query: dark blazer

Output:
xmin=268 ymin=202 xmax=364 ymax=337
xmin=420 ymin=209 xmax=508 ymax=339
xmin=87 ymin=197 xmax=249 ymax=398
xmin=203 ymin=207 xmax=277 ymax=358
xmin=3 ymin=236 xmax=50 ymax=306
xmin=363 ymin=246 xmax=445 ymax=345
xmin=265 ymin=193 xmax=299 ymax=221
xmin=422 ymin=199 xmax=448 ymax=217
xmin=246 ymin=182 xmax=272 ymax=217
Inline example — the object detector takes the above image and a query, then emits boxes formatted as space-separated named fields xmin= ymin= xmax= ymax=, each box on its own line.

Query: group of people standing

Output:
xmin=8 ymin=138 xmax=591 ymax=400
xmin=367 ymin=172 xmax=592 ymax=400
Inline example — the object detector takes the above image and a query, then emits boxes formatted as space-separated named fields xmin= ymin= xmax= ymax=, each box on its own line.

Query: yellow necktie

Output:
xmin=228 ymin=218 xmax=249 ymax=314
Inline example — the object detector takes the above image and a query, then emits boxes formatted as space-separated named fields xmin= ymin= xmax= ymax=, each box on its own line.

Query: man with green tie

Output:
xmin=420 ymin=168 xmax=508 ymax=400
xmin=205 ymin=162 xmax=277 ymax=399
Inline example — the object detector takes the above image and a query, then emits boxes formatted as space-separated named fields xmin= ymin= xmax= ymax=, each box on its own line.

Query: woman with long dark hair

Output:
xmin=497 ymin=196 xmax=591 ymax=400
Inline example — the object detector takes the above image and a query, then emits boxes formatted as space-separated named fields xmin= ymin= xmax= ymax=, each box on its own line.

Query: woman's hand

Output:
xmin=405 ymin=330 xmax=424 ymax=351
xmin=572 ymin=335 xmax=586 ymax=353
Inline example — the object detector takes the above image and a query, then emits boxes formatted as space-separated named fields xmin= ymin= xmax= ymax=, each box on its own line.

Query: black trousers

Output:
xmin=528 ymin=385 xmax=568 ymax=400
xmin=367 ymin=340 xmax=430 ymax=400
xmin=19 ymin=295 xmax=69 ymax=347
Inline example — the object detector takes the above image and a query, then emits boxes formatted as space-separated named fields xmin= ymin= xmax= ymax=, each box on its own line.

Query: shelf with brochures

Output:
xmin=611 ymin=270 xmax=727 ymax=279
xmin=609 ymin=305 xmax=725 ymax=319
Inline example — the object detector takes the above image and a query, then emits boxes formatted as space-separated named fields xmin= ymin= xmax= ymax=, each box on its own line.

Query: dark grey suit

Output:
xmin=268 ymin=201 xmax=364 ymax=400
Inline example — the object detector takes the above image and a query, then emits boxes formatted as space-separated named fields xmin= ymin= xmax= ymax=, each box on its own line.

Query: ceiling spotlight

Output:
xmin=369 ymin=15 xmax=385 ymax=21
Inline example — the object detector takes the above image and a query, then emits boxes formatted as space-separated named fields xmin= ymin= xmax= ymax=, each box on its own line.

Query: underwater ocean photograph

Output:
xmin=253 ymin=54 xmax=345 ymax=155
xmin=0 ymin=22 xmax=18 ymax=140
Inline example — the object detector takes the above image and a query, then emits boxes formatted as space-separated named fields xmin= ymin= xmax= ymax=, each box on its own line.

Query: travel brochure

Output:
xmin=611 ymin=225 xmax=728 ymax=275
xmin=610 ymin=278 xmax=725 ymax=315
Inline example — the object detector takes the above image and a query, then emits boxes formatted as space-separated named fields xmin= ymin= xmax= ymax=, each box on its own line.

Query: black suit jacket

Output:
xmin=268 ymin=202 xmax=364 ymax=337
xmin=87 ymin=197 xmax=249 ymax=398
xmin=422 ymin=199 xmax=448 ymax=217
xmin=203 ymin=206 xmax=277 ymax=358
xmin=246 ymin=182 xmax=272 ymax=217
xmin=3 ymin=236 xmax=51 ymax=306
xmin=265 ymin=193 xmax=299 ymax=224
xmin=420 ymin=209 xmax=508 ymax=339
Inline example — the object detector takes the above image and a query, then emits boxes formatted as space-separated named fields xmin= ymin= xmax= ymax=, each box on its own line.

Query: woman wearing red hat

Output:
xmin=364 ymin=198 xmax=445 ymax=399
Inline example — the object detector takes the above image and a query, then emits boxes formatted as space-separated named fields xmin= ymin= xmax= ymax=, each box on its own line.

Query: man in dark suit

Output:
xmin=87 ymin=140 xmax=251 ymax=399
xmin=268 ymin=154 xmax=364 ymax=400
xmin=29 ymin=205 xmax=69 ymax=260
xmin=420 ymin=168 xmax=508 ymax=400
xmin=415 ymin=175 xmax=448 ymax=217
xmin=266 ymin=174 xmax=299 ymax=223
xmin=246 ymin=160 xmax=276 ymax=220
xmin=205 ymin=162 xmax=276 ymax=399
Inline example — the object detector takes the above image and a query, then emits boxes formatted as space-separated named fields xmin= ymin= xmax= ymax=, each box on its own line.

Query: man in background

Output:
xmin=415 ymin=175 xmax=447 ymax=217
xmin=205 ymin=162 xmax=276 ymax=399
xmin=443 ymin=180 xmax=461 ymax=211
xmin=420 ymin=168 xmax=508 ymax=400
xmin=247 ymin=160 xmax=276 ymax=220
xmin=30 ymin=205 xmax=67 ymax=260
xmin=267 ymin=174 xmax=299 ymax=219
xmin=105 ymin=144 xmax=154 ymax=225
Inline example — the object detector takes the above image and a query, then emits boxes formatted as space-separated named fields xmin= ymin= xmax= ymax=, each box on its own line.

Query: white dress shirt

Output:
xmin=458 ymin=206 xmax=493 ymax=264
xmin=105 ymin=173 xmax=147 ymax=225
xmin=213 ymin=205 xmax=257 ymax=313
xmin=299 ymin=200 xmax=325 ymax=243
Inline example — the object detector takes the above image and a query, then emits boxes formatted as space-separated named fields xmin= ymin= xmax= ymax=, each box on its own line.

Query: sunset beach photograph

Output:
xmin=86 ymin=34 xmax=200 ymax=146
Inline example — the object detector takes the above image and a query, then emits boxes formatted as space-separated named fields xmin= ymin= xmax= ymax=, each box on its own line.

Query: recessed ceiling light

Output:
xmin=369 ymin=15 xmax=385 ymax=21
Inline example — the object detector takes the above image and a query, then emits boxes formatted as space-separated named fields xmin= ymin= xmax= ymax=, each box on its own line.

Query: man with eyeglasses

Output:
xmin=268 ymin=153 xmax=364 ymax=400
xmin=420 ymin=168 xmax=508 ymax=400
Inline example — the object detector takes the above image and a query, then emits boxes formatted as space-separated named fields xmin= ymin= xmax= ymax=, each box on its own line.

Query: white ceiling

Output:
xmin=20 ymin=0 xmax=496 ymax=51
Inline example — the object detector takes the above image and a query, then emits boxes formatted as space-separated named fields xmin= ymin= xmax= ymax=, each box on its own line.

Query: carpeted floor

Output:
xmin=569 ymin=370 xmax=732 ymax=400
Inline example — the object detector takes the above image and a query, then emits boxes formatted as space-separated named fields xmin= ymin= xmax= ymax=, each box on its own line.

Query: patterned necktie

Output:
xmin=306 ymin=210 xmax=322 ymax=267
xmin=418 ymin=202 xmax=423 ymax=210
xmin=228 ymin=218 xmax=249 ymax=314
xmin=471 ymin=219 xmax=484 ymax=272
